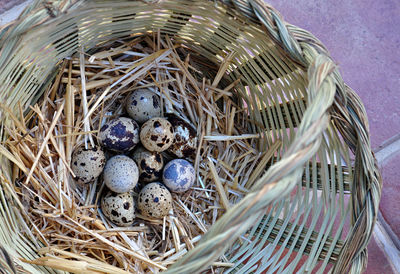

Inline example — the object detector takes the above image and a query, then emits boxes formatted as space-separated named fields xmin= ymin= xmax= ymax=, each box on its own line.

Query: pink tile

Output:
xmin=379 ymin=153 xmax=400 ymax=238
xmin=0 ymin=0 xmax=26 ymax=13
xmin=266 ymin=0 xmax=400 ymax=149
xmin=365 ymin=236 xmax=394 ymax=273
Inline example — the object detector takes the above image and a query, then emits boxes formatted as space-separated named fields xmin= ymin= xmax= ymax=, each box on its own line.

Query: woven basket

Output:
xmin=0 ymin=0 xmax=381 ymax=273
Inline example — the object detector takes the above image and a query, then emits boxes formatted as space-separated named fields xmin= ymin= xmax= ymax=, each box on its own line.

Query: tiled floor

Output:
xmin=1 ymin=0 xmax=399 ymax=273
xmin=0 ymin=0 xmax=31 ymax=25
xmin=0 ymin=0 xmax=25 ymax=13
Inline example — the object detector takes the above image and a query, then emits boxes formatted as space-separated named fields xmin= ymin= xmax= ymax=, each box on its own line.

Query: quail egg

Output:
xmin=71 ymin=145 xmax=106 ymax=183
xmin=99 ymin=117 xmax=139 ymax=152
xmin=138 ymin=182 xmax=172 ymax=218
xmin=104 ymin=155 xmax=139 ymax=193
xmin=140 ymin=117 xmax=174 ymax=152
xmin=162 ymin=159 xmax=195 ymax=193
xmin=166 ymin=114 xmax=197 ymax=158
xmin=101 ymin=191 xmax=135 ymax=226
xmin=126 ymin=89 xmax=162 ymax=123
xmin=131 ymin=146 xmax=164 ymax=182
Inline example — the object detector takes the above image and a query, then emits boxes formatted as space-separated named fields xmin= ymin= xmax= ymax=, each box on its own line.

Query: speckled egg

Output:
xmin=162 ymin=159 xmax=195 ymax=193
xmin=104 ymin=155 xmax=139 ymax=193
xmin=138 ymin=182 xmax=172 ymax=218
xmin=126 ymin=89 xmax=162 ymax=123
xmin=131 ymin=146 xmax=164 ymax=182
xmin=71 ymin=145 xmax=106 ymax=183
xmin=99 ymin=117 xmax=139 ymax=152
xmin=140 ymin=117 xmax=174 ymax=152
xmin=166 ymin=114 xmax=197 ymax=158
xmin=101 ymin=191 xmax=135 ymax=226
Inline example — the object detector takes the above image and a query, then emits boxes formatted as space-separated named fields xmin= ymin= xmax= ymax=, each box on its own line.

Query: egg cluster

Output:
xmin=71 ymin=88 xmax=197 ymax=226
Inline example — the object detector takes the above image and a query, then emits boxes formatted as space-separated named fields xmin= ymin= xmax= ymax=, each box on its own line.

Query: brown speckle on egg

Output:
xmin=138 ymin=182 xmax=172 ymax=218
xmin=131 ymin=146 xmax=164 ymax=182
xmin=101 ymin=192 xmax=135 ymax=226
xmin=166 ymin=114 xmax=197 ymax=158
xmin=71 ymin=145 xmax=105 ymax=184
xmin=140 ymin=117 xmax=174 ymax=152
xmin=126 ymin=89 xmax=162 ymax=123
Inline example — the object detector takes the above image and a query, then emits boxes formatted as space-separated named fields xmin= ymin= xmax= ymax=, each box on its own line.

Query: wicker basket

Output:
xmin=0 ymin=0 xmax=381 ymax=273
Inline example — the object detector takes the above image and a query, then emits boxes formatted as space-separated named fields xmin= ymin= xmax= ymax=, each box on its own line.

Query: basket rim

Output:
xmin=0 ymin=1 xmax=381 ymax=273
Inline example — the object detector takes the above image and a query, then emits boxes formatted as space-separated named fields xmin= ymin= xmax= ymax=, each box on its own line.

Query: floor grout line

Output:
xmin=0 ymin=0 xmax=32 ymax=26
xmin=374 ymin=133 xmax=400 ymax=166
xmin=378 ymin=212 xmax=400 ymax=251
xmin=372 ymin=133 xmax=400 ymax=273
xmin=373 ymin=219 xmax=400 ymax=274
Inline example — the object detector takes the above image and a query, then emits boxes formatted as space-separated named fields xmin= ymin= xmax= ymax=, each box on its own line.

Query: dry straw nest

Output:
xmin=0 ymin=0 xmax=381 ymax=273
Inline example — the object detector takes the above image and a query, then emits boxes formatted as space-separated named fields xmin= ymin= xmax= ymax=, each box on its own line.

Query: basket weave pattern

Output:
xmin=0 ymin=0 xmax=381 ymax=273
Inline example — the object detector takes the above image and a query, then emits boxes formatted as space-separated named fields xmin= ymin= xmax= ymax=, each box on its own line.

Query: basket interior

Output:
xmin=0 ymin=1 xmax=354 ymax=273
